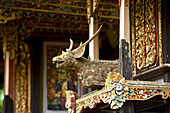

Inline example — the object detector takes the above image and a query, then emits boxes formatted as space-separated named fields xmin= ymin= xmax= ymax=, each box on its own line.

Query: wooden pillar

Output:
xmin=4 ymin=51 xmax=9 ymax=96
xmin=119 ymin=102 xmax=134 ymax=113
xmin=4 ymin=51 xmax=15 ymax=98
xmin=165 ymin=99 xmax=170 ymax=113
xmin=94 ymin=18 xmax=99 ymax=59
xmin=118 ymin=0 xmax=132 ymax=79
xmin=119 ymin=0 xmax=130 ymax=43
xmin=162 ymin=0 xmax=170 ymax=64
xmin=162 ymin=0 xmax=170 ymax=82
xmin=78 ymin=78 xmax=83 ymax=97
xmin=89 ymin=17 xmax=99 ymax=60
xmin=88 ymin=16 xmax=99 ymax=92
xmin=89 ymin=17 xmax=95 ymax=60
xmin=162 ymin=0 xmax=170 ymax=112
xmin=88 ymin=3 xmax=99 ymax=92
xmin=3 ymin=51 xmax=13 ymax=113
xmin=119 ymin=0 xmax=134 ymax=113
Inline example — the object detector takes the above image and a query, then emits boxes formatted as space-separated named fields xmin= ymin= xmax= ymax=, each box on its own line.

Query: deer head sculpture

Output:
xmin=52 ymin=25 xmax=118 ymax=87
xmin=52 ymin=25 xmax=103 ymax=68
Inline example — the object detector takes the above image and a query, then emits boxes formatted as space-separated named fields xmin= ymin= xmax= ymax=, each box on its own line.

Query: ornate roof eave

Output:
xmin=65 ymin=72 xmax=170 ymax=113
xmin=0 ymin=0 xmax=119 ymax=19
xmin=0 ymin=0 xmax=119 ymax=34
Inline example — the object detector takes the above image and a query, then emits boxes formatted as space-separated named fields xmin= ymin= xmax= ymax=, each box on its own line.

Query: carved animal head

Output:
xmin=52 ymin=25 xmax=102 ymax=68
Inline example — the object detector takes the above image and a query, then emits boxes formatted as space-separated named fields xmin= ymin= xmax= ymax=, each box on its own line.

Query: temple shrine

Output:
xmin=0 ymin=0 xmax=170 ymax=113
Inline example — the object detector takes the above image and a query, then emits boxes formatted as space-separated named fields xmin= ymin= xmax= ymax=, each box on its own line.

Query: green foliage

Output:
xmin=0 ymin=89 xmax=4 ymax=113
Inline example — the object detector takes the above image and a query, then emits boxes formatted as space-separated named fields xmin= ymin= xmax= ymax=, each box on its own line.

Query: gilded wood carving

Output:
xmin=130 ymin=0 xmax=162 ymax=75
xmin=0 ymin=0 xmax=119 ymax=19
xmin=0 ymin=1 xmax=119 ymax=34
xmin=0 ymin=9 xmax=20 ymax=24
xmin=0 ymin=19 xmax=34 ymax=112
xmin=0 ymin=23 xmax=18 ymax=60
xmin=65 ymin=72 xmax=170 ymax=113
xmin=15 ymin=43 xmax=31 ymax=113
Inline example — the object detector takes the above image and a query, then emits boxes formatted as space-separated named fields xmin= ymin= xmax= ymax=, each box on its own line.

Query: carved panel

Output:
xmin=0 ymin=23 xmax=18 ymax=60
xmin=0 ymin=0 xmax=119 ymax=19
xmin=158 ymin=0 xmax=163 ymax=65
xmin=15 ymin=43 xmax=31 ymax=113
xmin=0 ymin=20 xmax=33 ymax=113
xmin=131 ymin=0 xmax=162 ymax=75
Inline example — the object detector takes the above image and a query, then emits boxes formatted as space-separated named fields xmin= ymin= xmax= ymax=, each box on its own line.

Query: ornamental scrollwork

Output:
xmin=15 ymin=43 xmax=31 ymax=113
xmin=131 ymin=0 xmax=162 ymax=75
xmin=128 ymin=88 xmax=169 ymax=100
xmin=65 ymin=91 xmax=79 ymax=113
xmin=0 ymin=14 xmax=37 ymax=59
xmin=0 ymin=22 xmax=18 ymax=60
xmin=104 ymin=72 xmax=129 ymax=109
xmin=0 ymin=8 xmax=20 ymax=24
xmin=158 ymin=0 xmax=163 ymax=65
xmin=93 ymin=0 xmax=100 ymax=13
xmin=65 ymin=72 xmax=129 ymax=113
xmin=65 ymin=72 xmax=170 ymax=113
xmin=87 ymin=0 xmax=92 ymax=24
xmin=144 ymin=0 xmax=157 ymax=68
xmin=0 ymin=14 xmax=33 ymax=113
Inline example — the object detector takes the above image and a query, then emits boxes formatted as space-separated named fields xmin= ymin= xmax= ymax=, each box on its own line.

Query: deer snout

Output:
xmin=52 ymin=57 xmax=58 ymax=63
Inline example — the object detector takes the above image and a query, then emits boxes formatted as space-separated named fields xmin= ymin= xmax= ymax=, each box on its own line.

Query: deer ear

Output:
xmin=72 ymin=43 xmax=86 ymax=58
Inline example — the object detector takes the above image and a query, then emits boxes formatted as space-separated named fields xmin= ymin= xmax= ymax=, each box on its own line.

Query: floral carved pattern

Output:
xmin=15 ymin=44 xmax=31 ymax=113
xmin=65 ymin=72 xmax=129 ymax=113
xmin=65 ymin=72 xmax=170 ymax=113
xmin=131 ymin=0 xmax=162 ymax=75
xmin=128 ymin=88 xmax=168 ymax=100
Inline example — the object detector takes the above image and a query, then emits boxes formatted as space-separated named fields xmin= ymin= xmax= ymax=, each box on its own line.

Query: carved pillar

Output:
xmin=0 ymin=22 xmax=18 ymax=100
xmin=0 ymin=9 xmax=21 ymax=105
xmin=0 ymin=22 xmax=18 ymax=113
xmin=15 ymin=43 xmax=31 ymax=113
xmin=1 ymin=15 xmax=35 ymax=112
xmin=14 ymin=18 xmax=36 ymax=113
xmin=87 ymin=0 xmax=99 ymax=93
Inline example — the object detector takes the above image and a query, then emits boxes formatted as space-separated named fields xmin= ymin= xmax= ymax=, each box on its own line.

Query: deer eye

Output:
xmin=63 ymin=55 xmax=67 ymax=59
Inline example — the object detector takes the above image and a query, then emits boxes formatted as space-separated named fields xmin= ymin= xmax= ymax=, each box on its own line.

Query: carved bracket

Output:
xmin=0 ymin=13 xmax=37 ymax=59
xmin=66 ymin=72 xmax=129 ymax=113
xmin=65 ymin=72 xmax=170 ymax=113
xmin=0 ymin=8 xmax=20 ymax=24
xmin=0 ymin=23 xmax=19 ymax=59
